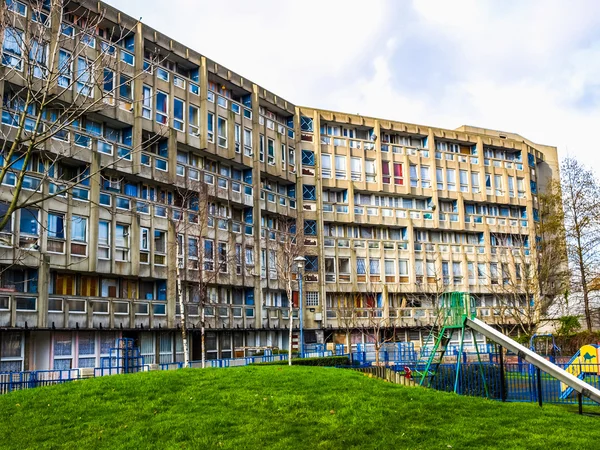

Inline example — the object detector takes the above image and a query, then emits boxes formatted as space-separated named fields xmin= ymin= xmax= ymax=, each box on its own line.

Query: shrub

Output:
xmin=254 ymin=356 xmax=349 ymax=367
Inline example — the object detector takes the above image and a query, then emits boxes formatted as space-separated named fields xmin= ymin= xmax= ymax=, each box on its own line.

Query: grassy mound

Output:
xmin=0 ymin=366 xmax=598 ymax=449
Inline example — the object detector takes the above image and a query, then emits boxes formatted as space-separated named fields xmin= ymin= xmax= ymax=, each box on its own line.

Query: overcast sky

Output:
xmin=106 ymin=0 xmax=600 ymax=169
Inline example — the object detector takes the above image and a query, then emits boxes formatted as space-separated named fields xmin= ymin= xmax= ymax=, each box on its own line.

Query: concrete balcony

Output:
xmin=195 ymin=304 xmax=258 ymax=329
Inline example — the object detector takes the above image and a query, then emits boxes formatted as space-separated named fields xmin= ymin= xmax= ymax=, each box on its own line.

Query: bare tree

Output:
xmin=171 ymin=180 xmax=242 ymax=367
xmin=0 ymin=0 xmax=160 ymax=230
xmin=341 ymin=258 xmax=398 ymax=366
xmin=561 ymin=157 xmax=600 ymax=331
xmin=273 ymin=217 xmax=304 ymax=366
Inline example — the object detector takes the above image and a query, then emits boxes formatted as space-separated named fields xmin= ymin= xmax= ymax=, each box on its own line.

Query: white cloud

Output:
xmin=106 ymin=0 xmax=600 ymax=169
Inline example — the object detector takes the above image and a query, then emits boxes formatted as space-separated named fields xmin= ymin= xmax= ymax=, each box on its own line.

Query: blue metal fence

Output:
xmin=404 ymin=361 xmax=600 ymax=407
xmin=0 ymin=369 xmax=80 ymax=394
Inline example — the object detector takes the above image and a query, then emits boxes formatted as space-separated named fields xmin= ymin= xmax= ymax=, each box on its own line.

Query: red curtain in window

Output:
xmin=394 ymin=163 xmax=403 ymax=185
xmin=382 ymin=161 xmax=390 ymax=183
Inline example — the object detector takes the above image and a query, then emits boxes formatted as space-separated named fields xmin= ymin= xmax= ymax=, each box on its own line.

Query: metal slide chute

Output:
xmin=465 ymin=317 xmax=600 ymax=405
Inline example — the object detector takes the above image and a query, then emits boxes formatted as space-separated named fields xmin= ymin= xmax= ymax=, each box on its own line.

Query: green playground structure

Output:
xmin=415 ymin=292 xmax=600 ymax=406
xmin=415 ymin=292 xmax=488 ymax=395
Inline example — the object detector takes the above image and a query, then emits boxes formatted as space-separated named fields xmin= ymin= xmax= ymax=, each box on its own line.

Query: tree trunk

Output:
xmin=288 ymin=303 xmax=293 ymax=366
xmin=175 ymin=241 xmax=189 ymax=366
xmin=576 ymin=229 xmax=593 ymax=332
xmin=201 ymin=307 xmax=206 ymax=368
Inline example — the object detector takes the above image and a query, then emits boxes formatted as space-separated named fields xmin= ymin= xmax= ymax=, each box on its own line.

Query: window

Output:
xmin=300 ymin=116 xmax=313 ymax=132
xmin=471 ymin=172 xmax=480 ymax=192
xmin=305 ymin=256 xmax=318 ymax=272
xmin=115 ymin=224 xmax=129 ymax=261
xmin=459 ymin=170 xmax=469 ymax=192
xmin=207 ymin=113 xmax=214 ymax=142
xmin=157 ymin=67 xmax=169 ymax=81
xmin=173 ymin=98 xmax=185 ymax=131
xmin=257 ymin=134 xmax=264 ymax=161
xmin=369 ymin=259 xmax=380 ymax=275
xmin=477 ymin=263 xmax=486 ymax=284
xmin=453 ymin=261 xmax=462 ymax=284
xmin=446 ymin=169 xmax=456 ymax=191
xmin=189 ymin=237 xmax=199 ymax=261
xmin=490 ymin=263 xmax=499 ymax=284
xmin=357 ymin=258 xmax=366 ymax=276
xmin=98 ymin=221 xmax=110 ymax=259
xmin=2 ymin=27 xmax=23 ymax=70
xmin=119 ymin=74 xmax=132 ymax=101
xmin=267 ymin=139 xmax=275 ymax=165
xmin=382 ymin=161 xmax=390 ymax=184
xmin=103 ymin=69 xmax=114 ymax=96
xmin=495 ymin=174 xmax=503 ymax=196
xmin=218 ymin=242 xmax=228 ymax=273
xmin=351 ymin=157 xmax=362 ymax=181
xmin=410 ymin=165 xmax=418 ymax=188
xmin=47 ymin=212 xmax=65 ymax=253
xmin=306 ymin=292 xmax=319 ymax=307
xmin=394 ymin=163 xmax=404 ymax=185
xmin=53 ymin=332 xmax=73 ymax=370
xmin=420 ymin=166 xmax=430 ymax=188
xmin=321 ymin=154 xmax=332 ymax=178
xmin=236 ymin=124 xmax=242 ymax=153
xmin=508 ymin=176 xmax=515 ymax=197
xmin=243 ymin=128 xmax=252 ymax=156
xmin=303 ymin=185 xmax=316 ymax=201
xmin=204 ymin=239 xmax=214 ymax=271
xmin=6 ymin=0 xmax=26 ymax=16
xmin=365 ymin=159 xmax=376 ymax=182
xmin=189 ymin=105 xmax=200 ymax=135
xmin=302 ymin=150 xmax=315 ymax=166
xmin=384 ymin=259 xmax=395 ymax=280
xmin=245 ymin=247 xmax=254 ymax=265
xmin=398 ymin=260 xmax=409 ymax=281
xmin=142 ymin=85 xmax=152 ymax=119
xmin=156 ymin=91 xmax=168 ymax=125
xmin=76 ymin=57 xmax=93 ymax=97
xmin=333 ymin=155 xmax=346 ymax=179
xmin=426 ymin=260 xmax=436 ymax=279
xmin=70 ymin=216 xmax=87 ymax=256
xmin=0 ymin=332 xmax=23 ymax=372
xmin=217 ymin=117 xmax=227 ymax=147
xmin=19 ymin=207 xmax=39 ymax=248
xmin=154 ymin=230 xmax=167 ymax=265
xmin=304 ymin=220 xmax=317 ymax=236
xmin=58 ymin=49 xmax=72 ymax=87
xmin=29 ymin=39 xmax=47 ymax=78
xmin=139 ymin=227 xmax=150 ymax=263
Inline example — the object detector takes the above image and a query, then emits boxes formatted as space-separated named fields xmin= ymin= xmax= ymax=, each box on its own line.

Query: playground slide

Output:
xmin=464 ymin=317 xmax=600 ymax=405
xmin=560 ymin=345 xmax=600 ymax=399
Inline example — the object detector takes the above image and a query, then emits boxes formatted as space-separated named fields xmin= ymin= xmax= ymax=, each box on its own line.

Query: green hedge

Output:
xmin=254 ymin=356 xmax=349 ymax=367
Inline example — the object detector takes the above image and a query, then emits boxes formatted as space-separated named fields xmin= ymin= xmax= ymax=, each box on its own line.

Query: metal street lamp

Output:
xmin=294 ymin=256 xmax=307 ymax=358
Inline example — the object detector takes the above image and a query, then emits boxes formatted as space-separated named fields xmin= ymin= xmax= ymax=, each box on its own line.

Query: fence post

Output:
xmin=536 ymin=367 xmax=543 ymax=407
xmin=498 ymin=345 xmax=506 ymax=402
xmin=578 ymin=392 xmax=583 ymax=415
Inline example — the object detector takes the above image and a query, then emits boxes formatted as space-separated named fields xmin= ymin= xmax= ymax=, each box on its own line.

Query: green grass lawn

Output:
xmin=0 ymin=366 xmax=598 ymax=449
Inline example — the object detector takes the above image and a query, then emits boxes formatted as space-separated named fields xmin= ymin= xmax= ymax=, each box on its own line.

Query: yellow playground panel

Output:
xmin=561 ymin=344 xmax=600 ymax=394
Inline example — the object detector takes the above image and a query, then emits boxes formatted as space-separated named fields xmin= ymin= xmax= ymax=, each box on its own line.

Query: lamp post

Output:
xmin=294 ymin=256 xmax=306 ymax=358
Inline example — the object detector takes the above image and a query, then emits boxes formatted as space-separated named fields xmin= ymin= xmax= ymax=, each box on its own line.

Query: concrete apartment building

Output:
xmin=0 ymin=0 xmax=560 ymax=371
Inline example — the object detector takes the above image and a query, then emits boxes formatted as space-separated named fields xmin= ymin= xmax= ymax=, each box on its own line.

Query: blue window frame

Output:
xmin=528 ymin=153 xmax=535 ymax=167
xmin=302 ymin=185 xmax=316 ymax=201
xmin=305 ymin=256 xmax=318 ymax=272
xmin=530 ymin=181 xmax=537 ymax=195
xmin=304 ymin=220 xmax=317 ymax=236
xmin=300 ymin=116 xmax=313 ymax=132
xmin=301 ymin=150 xmax=315 ymax=166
